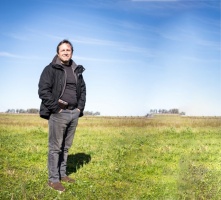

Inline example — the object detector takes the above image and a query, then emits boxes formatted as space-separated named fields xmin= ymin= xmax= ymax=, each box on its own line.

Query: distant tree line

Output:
xmin=5 ymin=108 xmax=39 ymax=114
xmin=147 ymin=108 xmax=185 ymax=116
xmin=84 ymin=111 xmax=100 ymax=116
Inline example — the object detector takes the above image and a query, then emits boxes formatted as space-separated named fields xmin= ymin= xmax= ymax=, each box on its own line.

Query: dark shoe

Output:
xmin=48 ymin=181 xmax=65 ymax=193
xmin=61 ymin=176 xmax=75 ymax=183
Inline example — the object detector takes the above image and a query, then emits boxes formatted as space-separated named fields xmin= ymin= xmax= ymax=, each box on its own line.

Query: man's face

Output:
xmin=57 ymin=43 xmax=73 ymax=65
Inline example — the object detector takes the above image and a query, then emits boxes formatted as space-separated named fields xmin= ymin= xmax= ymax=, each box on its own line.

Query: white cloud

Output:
xmin=7 ymin=33 xmax=30 ymax=41
xmin=75 ymin=55 xmax=137 ymax=63
xmin=0 ymin=51 xmax=43 ymax=60
xmin=71 ymin=37 xmax=119 ymax=46
xmin=0 ymin=52 xmax=22 ymax=58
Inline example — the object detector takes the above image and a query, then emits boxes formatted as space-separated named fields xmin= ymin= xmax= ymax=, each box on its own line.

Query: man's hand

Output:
xmin=58 ymin=99 xmax=68 ymax=109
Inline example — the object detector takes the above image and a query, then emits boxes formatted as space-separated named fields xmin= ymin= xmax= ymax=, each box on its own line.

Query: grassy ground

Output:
xmin=0 ymin=114 xmax=221 ymax=199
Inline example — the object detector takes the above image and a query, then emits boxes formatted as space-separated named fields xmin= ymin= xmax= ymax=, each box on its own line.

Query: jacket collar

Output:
xmin=51 ymin=55 xmax=78 ymax=71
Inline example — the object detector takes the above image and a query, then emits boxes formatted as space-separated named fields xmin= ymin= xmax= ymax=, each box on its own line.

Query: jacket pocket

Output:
xmin=40 ymin=103 xmax=51 ymax=120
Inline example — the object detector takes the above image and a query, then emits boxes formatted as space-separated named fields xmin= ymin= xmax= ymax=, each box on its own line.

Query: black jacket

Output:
xmin=38 ymin=55 xmax=86 ymax=119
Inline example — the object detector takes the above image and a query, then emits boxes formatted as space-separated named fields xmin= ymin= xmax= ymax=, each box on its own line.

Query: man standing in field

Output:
xmin=38 ymin=39 xmax=86 ymax=193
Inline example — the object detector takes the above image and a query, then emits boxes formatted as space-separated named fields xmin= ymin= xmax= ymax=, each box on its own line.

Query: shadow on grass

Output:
xmin=67 ymin=153 xmax=91 ymax=175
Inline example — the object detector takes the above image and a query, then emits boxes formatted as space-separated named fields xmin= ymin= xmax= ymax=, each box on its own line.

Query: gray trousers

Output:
xmin=48 ymin=109 xmax=79 ymax=183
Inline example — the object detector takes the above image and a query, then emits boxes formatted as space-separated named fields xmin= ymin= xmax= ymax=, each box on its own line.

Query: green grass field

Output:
xmin=0 ymin=114 xmax=221 ymax=200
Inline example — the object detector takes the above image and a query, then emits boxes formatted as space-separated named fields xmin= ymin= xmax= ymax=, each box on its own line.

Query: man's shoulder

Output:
xmin=43 ymin=62 xmax=56 ymax=72
xmin=40 ymin=63 xmax=55 ymax=78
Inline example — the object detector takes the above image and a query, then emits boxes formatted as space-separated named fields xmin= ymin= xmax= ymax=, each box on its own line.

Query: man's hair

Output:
xmin=56 ymin=39 xmax=74 ymax=53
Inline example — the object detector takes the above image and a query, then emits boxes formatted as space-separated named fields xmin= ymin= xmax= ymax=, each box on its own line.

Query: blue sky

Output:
xmin=0 ymin=0 xmax=220 ymax=116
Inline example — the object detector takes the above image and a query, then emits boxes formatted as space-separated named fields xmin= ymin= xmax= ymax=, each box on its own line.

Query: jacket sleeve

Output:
xmin=38 ymin=65 xmax=60 ymax=114
xmin=77 ymin=76 xmax=86 ymax=112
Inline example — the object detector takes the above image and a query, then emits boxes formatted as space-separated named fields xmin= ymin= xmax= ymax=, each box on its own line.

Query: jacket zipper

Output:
xmin=72 ymin=67 xmax=78 ymax=84
xmin=59 ymin=68 xmax=67 ymax=98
